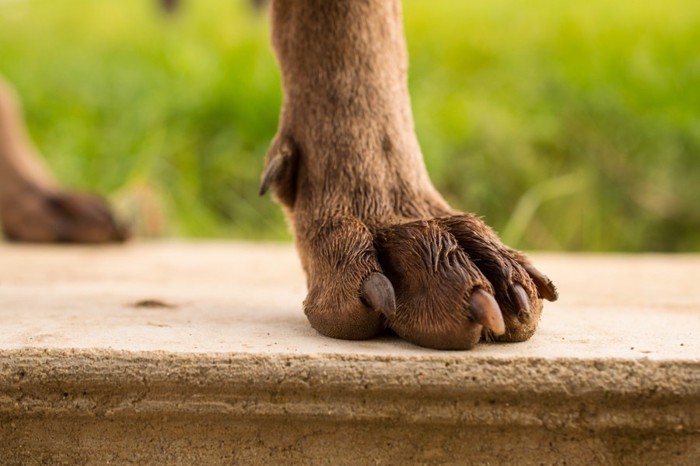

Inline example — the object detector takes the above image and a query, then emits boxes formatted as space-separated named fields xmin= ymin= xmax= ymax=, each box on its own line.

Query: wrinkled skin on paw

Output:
xmin=263 ymin=0 xmax=558 ymax=350
xmin=0 ymin=186 xmax=127 ymax=243
xmin=299 ymin=216 xmax=386 ymax=340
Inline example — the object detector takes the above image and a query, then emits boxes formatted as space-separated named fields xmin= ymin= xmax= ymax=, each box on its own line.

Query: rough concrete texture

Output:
xmin=0 ymin=242 xmax=699 ymax=465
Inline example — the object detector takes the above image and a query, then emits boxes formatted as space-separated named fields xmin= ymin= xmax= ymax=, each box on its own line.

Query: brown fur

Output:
xmin=0 ymin=0 xmax=557 ymax=350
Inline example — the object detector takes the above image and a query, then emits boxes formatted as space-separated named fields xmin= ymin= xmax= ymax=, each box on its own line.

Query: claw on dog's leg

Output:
xmin=259 ymin=136 xmax=296 ymax=196
xmin=469 ymin=289 xmax=505 ymax=336
xmin=361 ymin=272 xmax=396 ymax=319
xmin=510 ymin=283 xmax=531 ymax=316
xmin=259 ymin=154 xmax=285 ymax=196
xmin=523 ymin=263 xmax=558 ymax=302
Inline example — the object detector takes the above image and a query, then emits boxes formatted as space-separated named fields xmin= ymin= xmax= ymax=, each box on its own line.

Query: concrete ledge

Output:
xmin=1 ymin=242 xmax=699 ymax=464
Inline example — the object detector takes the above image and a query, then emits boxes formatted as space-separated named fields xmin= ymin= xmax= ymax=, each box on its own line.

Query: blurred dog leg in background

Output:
xmin=0 ymin=0 xmax=239 ymax=243
xmin=0 ymin=75 xmax=126 ymax=243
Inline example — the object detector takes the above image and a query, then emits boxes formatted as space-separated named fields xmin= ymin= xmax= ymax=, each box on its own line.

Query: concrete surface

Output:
xmin=0 ymin=242 xmax=699 ymax=465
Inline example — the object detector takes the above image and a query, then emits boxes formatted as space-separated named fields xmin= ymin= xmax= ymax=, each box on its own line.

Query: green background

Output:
xmin=1 ymin=0 xmax=698 ymax=251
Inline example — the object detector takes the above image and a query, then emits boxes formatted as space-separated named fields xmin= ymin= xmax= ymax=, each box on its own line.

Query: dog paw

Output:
xmin=294 ymin=213 xmax=556 ymax=350
xmin=378 ymin=215 xmax=557 ymax=349
xmin=1 ymin=187 xmax=128 ymax=243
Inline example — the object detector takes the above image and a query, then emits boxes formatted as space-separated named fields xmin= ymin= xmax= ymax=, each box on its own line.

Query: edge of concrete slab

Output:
xmin=2 ymin=348 xmax=698 ymax=432
xmin=2 ymin=349 xmax=699 ymax=464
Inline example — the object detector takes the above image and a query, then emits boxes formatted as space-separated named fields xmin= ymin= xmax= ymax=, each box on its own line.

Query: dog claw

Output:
xmin=523 ymin=264 xmax=558 ymax=302
xmin=511 ymin=283 xmax=531 ymax=316
xmin=469 ymin=289 xmax=505 ymax=335
xmin=361 ymin=272 xmax=396 ymax=319
xmin=259 ymin=137 xmax=295 ymax=196
xmin=259 ymin=155 xmax=285 ymax=196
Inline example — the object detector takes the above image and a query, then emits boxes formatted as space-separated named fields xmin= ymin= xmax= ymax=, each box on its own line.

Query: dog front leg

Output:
xmin=262 ymin=0 xmax=557 ymax=349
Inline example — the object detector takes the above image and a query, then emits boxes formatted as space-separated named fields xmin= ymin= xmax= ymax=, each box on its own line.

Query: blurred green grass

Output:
xmin=1 ymin=0 xmax=699 ymax=250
